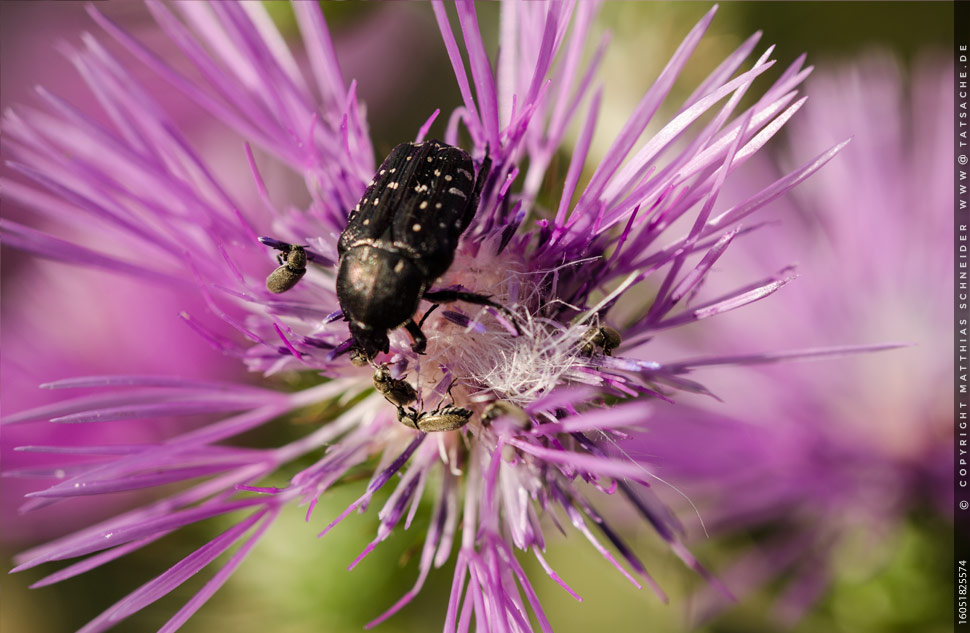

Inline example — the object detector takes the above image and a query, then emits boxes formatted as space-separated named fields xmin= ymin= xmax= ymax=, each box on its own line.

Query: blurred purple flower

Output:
xmin=1 ymin=1 xmax=864 ymax=631
xmin=0 ymin=1 xmax=248 ymax=545
xmin=639 ymin=53 xmax=951 ymax=623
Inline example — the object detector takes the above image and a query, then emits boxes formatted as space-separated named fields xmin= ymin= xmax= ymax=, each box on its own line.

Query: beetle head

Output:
xmin=348 ymin=322 xmax=390 ymax=360
xmin=337 ymin=245 xmax=429 ymax=360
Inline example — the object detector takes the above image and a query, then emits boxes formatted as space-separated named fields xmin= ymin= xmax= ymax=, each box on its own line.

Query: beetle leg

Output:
xmin=444 ymin=377 xmax=458 ymax=404
xmin=403 ymin=319 xmax=428 ymax=354
xmin=422 ymin=289 xmax=521 ymax=334
xmin=396 ymin=406 xmax=420 ymax=430
xmin=418 ymin=303 xmax=440 ymax=329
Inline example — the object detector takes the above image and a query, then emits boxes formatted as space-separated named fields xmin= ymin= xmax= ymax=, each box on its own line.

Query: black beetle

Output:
xmin=337 ymin=140 xmax=513 ymax=359
xmin=262 ymin=140 xmax=517 ymax=361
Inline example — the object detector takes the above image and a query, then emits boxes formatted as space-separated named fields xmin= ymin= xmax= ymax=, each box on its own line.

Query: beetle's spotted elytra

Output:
xmin=397 ymin=403 xmax=473 ymax=433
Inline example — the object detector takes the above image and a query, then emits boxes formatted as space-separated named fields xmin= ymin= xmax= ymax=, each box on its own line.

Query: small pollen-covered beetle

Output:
xmin=264 ymin=243 xmax=307 ymax=294
xmin=372 ymin=365 xmax=417 ymax=407
xmin=579 ymin=325 xmax=622 ymax=356
xmin=481 ymin=401 xmax=531 ymax=429
xmin=397 ymin=404 xmax=472 ymax=433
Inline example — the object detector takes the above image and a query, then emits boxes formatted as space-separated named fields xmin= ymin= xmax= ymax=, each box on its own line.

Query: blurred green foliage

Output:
xmin=731 ymin=2 xmax=951 ymax=61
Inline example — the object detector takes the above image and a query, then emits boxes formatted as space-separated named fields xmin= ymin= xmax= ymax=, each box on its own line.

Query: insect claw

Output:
xmin=404 ymin=319 xmax=428 ymax=354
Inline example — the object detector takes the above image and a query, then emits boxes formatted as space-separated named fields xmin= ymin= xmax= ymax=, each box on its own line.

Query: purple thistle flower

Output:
xmin=639 ymin=53 xmax=952 ymax=624
xmin=1 ymin=2 xmax=867 ymax=631
xmin=0 ymin=2 xmax=252 ymax=546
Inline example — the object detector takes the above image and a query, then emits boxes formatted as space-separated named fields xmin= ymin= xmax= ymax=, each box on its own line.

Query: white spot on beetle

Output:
xmin=419 ymin=201 xmax=428 ymax=209
xmin=374 ymin=198 xmax=380 ymax=205
xmin=363 ymin=219 xmax=370 ymax=225
xmin=387 ymin=181 xmax=399 ymax=189
xmin=444 ymin=174 xmax=453 ymax=182
xmin=414 ymin=184 xmax=428 ymax=193
xmin=406 ymin=155 xmax=412 ymax=161
xmin=458 ymin=168 xmax=473 ymax=180
xmin=427 ymin=157 xmax=433 ymax=163
xmin=439 ymin=222 xmax=447 ymax=228
xmin=435 ymin=202 xmax=442 ymax=209
xmin=394 ymin=260 xmax=405 ymax=273
xmin=390 ymin=168 xmax=397 ymax=173
xmin=412 ymin=223 xmax=422 ymax=232
xmin=380 ymin=169 xmax=386 ymax=175
xmin=448 ymin=187 xmax=466 ymax=198
xmin=434 ymin=169 xmax=441 ymax=177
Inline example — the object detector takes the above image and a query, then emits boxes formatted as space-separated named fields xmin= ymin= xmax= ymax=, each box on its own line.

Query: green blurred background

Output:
xmin=0 ymin=2 xmax=954 ymax=633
